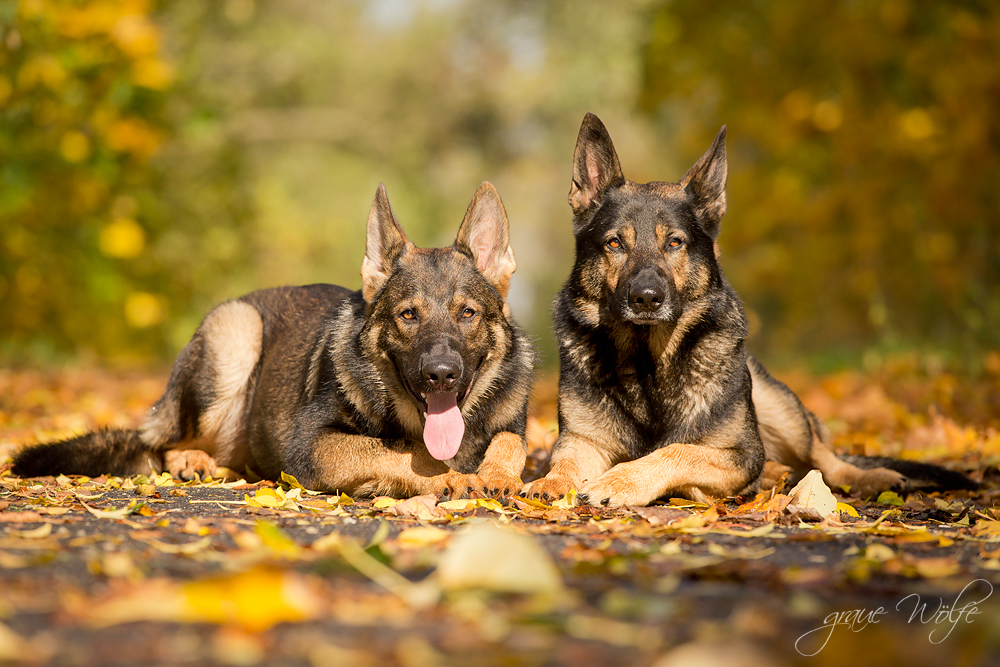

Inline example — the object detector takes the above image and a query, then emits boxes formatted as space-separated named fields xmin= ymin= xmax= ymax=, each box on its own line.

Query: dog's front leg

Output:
xmin=300 ymin=430 xmax=523 ymax=500
xmin=302 ymin=431 xmax=453 ymax=497
xmin=468 ymin=431 xmax=526 ymax=497
xmin=521 ymin=432 xmax=614 ymax=501
xmin=578 ymin=443 xmax=746 ymax=508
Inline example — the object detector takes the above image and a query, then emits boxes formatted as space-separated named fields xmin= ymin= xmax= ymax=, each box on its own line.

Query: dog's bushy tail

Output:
xmin=840 ymin=454 xmax=977 ymax=492
xmin=11 ymin=429 xmax=160 ymax=478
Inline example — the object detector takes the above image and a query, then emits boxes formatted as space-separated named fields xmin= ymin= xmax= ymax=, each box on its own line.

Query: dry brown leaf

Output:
xmin=384 ymin=494 xmax=443 ymax=521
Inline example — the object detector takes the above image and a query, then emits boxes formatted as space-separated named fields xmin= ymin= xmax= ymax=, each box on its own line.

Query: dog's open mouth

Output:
xmin=402 ymin=365 xmax=481 ymax=462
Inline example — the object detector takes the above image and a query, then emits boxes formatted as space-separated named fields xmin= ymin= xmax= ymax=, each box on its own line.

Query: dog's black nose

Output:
xmin=629 ymin=271 xmax=666 ymax=313
xmin=421 ymin=357 xmax=462 ymax=391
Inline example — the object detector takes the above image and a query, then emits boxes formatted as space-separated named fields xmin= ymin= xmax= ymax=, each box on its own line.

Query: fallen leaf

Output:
xmin=436 ymin=522 xmax=563 ymax=597
xmin=0 ymin=621 xmax=26 ymax=661
xmin=396 ymin=526 xmax=450 ymax=549
xmin=864 ymin=544 xmax=897 ymax=562
xmin=877 ymin=491 xmax=904 ymax=506
xmin=836 ymin=502 xmax=859 ymax=518
xmin=631 ymin=507 xmax=692 ymax=526
xmin=0 ymin=512 xmax=44 ymax=523
xmin=974 ymin=520 xmax=1000 ymax=541
xmin=80 ymin=501 xmax=135 ymax=519
xmin=255 ymin=522 xmax=302 ymax=558
xmin=910 ymin=557 xmax=961 ymax=578
xmin=7 ymin=523 xmax=53 ymax=539
xmin=788 ymin=470 xmax=837 ymax=518
xmin=183 ymin=567 xmax=324 ymax=631
xmin=385 ymin=494 xmax=442 ymax=521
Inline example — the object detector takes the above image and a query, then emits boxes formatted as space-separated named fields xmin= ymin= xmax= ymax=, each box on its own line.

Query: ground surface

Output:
xmin=1 ymin=363 xmax=1000 ymax=667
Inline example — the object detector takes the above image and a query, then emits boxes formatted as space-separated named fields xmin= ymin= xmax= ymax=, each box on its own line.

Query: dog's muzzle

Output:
xmin=624 ymin=267 xmax=670 ymax=322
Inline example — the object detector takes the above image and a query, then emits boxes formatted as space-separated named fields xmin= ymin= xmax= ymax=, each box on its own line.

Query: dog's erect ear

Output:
xmin=569 ymin=113 xmax=625 ymax=217
xmin=455 ymin=182 xmax=516 ymax=301
xmin=361 ymin=183 xmax=410 ymax=302
xmin=681 ymin=126 xmax=728 ymax=239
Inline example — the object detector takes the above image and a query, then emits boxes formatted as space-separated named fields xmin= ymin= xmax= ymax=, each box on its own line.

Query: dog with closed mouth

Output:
xmin=522 ymin=113 xmax=974 ymax=507
xmin=13 ymin=182 xmax=535 ymax=499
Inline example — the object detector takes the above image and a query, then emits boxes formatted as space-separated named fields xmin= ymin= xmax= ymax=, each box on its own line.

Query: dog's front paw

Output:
xmin=164 ymin=449 xmax=218 ymax=481
xmin=474 ymin=464 xmax=523 ymax=499
xmin=520 ymin=474 xmax=577 ymax=502
xmin=579 ymin=465 xmax=659 ymax=508
xmin=433 ymin=471 xmax=514 ymax=501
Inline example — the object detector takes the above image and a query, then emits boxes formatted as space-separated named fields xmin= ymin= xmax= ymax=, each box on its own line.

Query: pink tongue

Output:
xmin=423 ymin=393 xmax=464 ymax=460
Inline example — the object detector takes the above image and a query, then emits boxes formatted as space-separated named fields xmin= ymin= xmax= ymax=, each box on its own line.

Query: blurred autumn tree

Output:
xmin=639 ymin=0 xmax=1000 ymax=366
xmin=0 ymin=0 xmax=175 ymax=363
xmin=1 ymin=0 xmax=998 ymax=370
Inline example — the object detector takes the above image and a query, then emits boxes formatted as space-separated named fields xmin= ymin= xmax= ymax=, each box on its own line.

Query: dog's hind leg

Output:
xmin=141 ymin=299 xmax=263 ymax=479
xmin=807 ymin=435 xmax=904 ymax=497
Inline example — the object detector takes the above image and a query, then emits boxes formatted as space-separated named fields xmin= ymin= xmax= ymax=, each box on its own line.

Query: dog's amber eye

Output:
xmin=462 ymin=307 xmax=476 ymax=319
xmin=400 ymin=309 xmax=416 ymax=320
xmin=607 ymin=238 xmax=622 ymax=249
xmin=669 ymin=237 xmax=684 ymax=248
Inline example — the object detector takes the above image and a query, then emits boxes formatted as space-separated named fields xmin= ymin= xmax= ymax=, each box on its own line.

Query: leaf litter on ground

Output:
xmin=1 ymin=365 xmax=999 ymax=665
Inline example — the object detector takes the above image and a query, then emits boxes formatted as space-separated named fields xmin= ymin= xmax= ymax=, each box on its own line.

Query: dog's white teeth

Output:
xmin=420 ymin=393 xmax=426 ymax=399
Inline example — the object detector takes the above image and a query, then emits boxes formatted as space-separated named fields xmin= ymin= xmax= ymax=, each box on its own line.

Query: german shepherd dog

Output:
xmin=13 ymin=183 xmax=535 ymax=499
xmin=522 ymin=114 xmax=974 ymax=507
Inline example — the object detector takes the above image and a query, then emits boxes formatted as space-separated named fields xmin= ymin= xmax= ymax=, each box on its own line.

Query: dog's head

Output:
xmin=359 ymin=183 xmax=516 ymax=461
xmin=566 ymin=113 xmax=728 ymax=327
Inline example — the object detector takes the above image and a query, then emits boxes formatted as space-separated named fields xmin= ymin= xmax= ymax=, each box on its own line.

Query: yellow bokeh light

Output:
xmin=899 ymin=108 xmax=935 ymax=140
xmin=59 ymin=130 xmax=90 ymax=163
xmin=99 ymin=217 xmax=146 ymax=258
xmin=124 ymin=291 xmax=165 ymax=328
xmin=813 ymin=100 xmax=843 ymax=132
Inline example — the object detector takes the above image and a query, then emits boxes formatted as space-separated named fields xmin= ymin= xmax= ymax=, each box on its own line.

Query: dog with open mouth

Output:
xmin=13 ymin=182 xmax=535 ymax=500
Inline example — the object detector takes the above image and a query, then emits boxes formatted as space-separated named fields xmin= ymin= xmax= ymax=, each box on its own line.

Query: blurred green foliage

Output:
xmin=1 ymin=0 xmax=997 ymax=370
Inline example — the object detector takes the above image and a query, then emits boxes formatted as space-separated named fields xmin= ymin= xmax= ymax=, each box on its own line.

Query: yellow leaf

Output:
xmin=396 ymin=526 xmax=450 ymax=549
xmin=183 ymin=566 xmax=321 ymax=632
xmin=876 ymin=491 xmax=904 ymax=506
xmin=0 ymin=621 xmax=26 ymax=661
xmin=891 ymin=529 xmax=936 ymax=543
xmin=911 ymin=557 xmax=961 ymax=579
xmin=280 ymin=471 xmax=304 ymax=490
xmin=253 ymin=495 xmax=280 ymax=509
xmin=864 ymin=544 xmax=897 ymax=562
xmin=437 ymin=499 xmax=478 ymax=512
xmin=513 ymin=496 xmax=549 ymax=509
xmin=310 ymin=532 xmax=342 ymax=553
xmin=974 ymin=520 xmax=1000 ymax=539
xmin=551 ymin=488 xmax=577 ymax=508
xmin=81 ymin=500 xmax=134 ymax=519
xmin=836 ymin=502 xmax=859 ymax=518
xmin=255 ymin=522 xmax=300 ymax=557
xmin=372 ymin=497 xmax=401 ymax=509
xmin=8 ymin=523 xmax=53 ymax=539
xmin=151 ymin=471 xmax=174 ymax=487
xmin=476 ymin=498 xmax=505 ymax=513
